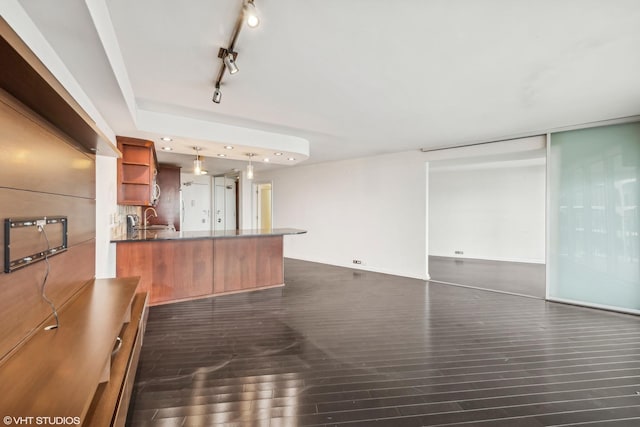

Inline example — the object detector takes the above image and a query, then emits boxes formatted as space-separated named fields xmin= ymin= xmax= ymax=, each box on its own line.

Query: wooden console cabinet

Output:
xmin=0 ymin=278 xmax=148 ymax=426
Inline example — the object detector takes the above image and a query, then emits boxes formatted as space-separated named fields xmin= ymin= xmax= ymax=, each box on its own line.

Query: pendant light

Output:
xmin=246 ymin=153 xmax=255 ymax=180
xmin=193 ymin=147 xmax=203 ymax=175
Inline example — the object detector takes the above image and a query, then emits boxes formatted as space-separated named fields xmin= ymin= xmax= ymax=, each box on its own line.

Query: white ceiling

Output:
xmin=12 ymin=0 xmax=640 ymax=174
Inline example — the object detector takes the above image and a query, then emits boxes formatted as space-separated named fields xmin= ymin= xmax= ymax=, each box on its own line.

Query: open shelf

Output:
xmin=117 ymin=137 xmax=157 ymax=206
xmin=122 ymin=161 xmax=150 ymax=166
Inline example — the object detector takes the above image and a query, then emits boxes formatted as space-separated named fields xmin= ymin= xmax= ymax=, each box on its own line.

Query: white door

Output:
xmin=181 ymin=174 xmax=211 ymax=231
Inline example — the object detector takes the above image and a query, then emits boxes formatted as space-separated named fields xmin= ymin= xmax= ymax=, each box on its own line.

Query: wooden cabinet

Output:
xmin=116 ymin=235 xmax=285 ymax=305
xmin=213 ymin=236 xmax=284 ymax=294
xmin=116 ymin=240 xmax=214 ymax=305
xmin=117 ymin=136 xmax=158 ymax=206
xmin=0 ymin=278 xmax=148 ymax=426
xmin=84 ymin=289 xmax=148 ymax=427
xmin=150 ymin=165 xmax=181 ymax=230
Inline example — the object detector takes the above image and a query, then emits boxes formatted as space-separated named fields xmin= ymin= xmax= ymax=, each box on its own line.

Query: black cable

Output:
xmin=39 ymin=223 xmax=59 ymax=330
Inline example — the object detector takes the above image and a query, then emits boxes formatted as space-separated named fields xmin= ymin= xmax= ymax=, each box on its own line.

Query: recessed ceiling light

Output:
xmin=274 ymin=152 xmax=283 ymax=156
xmin=264 ymin=158 xmax=270 ymax=162
xmin=224 ymin=145 xmax=234 ymax=150
xmin=217 ymin=154 xmax=226 ymax=157
xmin=201 ymin=170 xmax=208 ymax=175
xmin=287 ymin=157 xmax=296 ymax=161
xmin=161 ymin=146 xmax=173 ymax=151
xmin=161 ymin=137 xmax=172 ymax=142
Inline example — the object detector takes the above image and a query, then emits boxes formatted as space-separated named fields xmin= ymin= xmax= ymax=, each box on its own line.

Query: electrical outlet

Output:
xmin=352 ymin=259 xmax=362 ymax=265
xmin=36 ymin=219 xmax=46 ymax=229
xmin=454 ymin=250 xmax=464 ymax=255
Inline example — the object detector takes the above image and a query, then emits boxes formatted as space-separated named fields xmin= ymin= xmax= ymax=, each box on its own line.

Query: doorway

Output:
xmin=253 ymin=182 xmax=272 ymax=230
xmin=427 ymin=146 xmax=547 ymax=298
xmin=213 ymin=174 xmax=238 ymax=231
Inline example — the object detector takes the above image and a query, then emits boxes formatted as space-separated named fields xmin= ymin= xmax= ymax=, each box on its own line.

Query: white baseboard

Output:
xmin=429 ymin=254 xmax=545 ymax=264
xmin=285 ymin=256 xmax=430 ymax=281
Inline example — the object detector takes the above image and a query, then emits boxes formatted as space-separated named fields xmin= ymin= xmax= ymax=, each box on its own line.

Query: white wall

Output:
xmin=259 ymin=151 xmax=429 ymax=280
xmin=95 ymin=155 xmax=118 ymax=278
xmin=429 ymin=162 xmax=546 ymax=263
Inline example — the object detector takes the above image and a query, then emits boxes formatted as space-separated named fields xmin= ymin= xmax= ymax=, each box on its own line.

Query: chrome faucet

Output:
xmin=143 ymin=207 xmax=158 ymax=228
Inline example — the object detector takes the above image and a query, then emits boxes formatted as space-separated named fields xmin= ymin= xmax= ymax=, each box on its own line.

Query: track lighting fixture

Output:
xmin=212 ymin=84 xmax=222 ymax=104
xmin=246 ymin=153 xmax=255 ymax=180
xmin=211 ymin=0 xmax=260 ymax=104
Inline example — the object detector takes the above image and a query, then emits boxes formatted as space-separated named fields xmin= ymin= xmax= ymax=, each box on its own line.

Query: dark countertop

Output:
xmin=111 ymin=228 xmax=307 ymax=243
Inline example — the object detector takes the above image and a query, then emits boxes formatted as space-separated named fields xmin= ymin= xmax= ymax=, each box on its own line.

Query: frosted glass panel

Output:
xmin=549 ymin=122 xmax=640 ymax=311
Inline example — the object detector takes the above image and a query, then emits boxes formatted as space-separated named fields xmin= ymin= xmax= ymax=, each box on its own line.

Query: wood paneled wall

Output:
xmin=0 ymin=89 xmax=96 ymax=361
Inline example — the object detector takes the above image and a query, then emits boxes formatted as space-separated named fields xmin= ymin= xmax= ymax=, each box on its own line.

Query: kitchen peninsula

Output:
xmin=112 ymin=228 xmax=306 ymax=305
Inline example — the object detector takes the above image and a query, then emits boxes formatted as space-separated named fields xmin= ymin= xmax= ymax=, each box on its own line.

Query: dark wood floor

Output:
xmin=429 ymin=256 xmax=546 ymax=299
xmin=127 ymin=259 xmax=640 ymax=426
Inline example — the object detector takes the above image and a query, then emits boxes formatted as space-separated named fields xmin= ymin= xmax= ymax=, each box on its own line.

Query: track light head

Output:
xmin=224 ymin=51 xmax=239 ymax=74
xmin=244 ymin=0 xmax=260 ymax=28
xmin=212 ymin=85 xmax=222 ymax=104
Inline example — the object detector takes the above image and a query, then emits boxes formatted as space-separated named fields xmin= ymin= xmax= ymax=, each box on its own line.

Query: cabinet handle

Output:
xmin=111 ymin=336 xmax=123 ymax=356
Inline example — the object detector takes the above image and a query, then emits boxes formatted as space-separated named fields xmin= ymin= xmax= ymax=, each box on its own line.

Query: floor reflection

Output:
xmin=127 ymin=258 xmax=640 ymax=426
